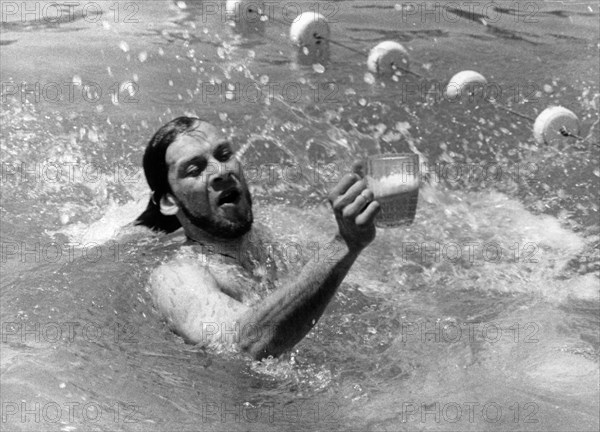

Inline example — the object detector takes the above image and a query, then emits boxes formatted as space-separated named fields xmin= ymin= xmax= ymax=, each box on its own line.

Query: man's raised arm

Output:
xmin=150 ymin=173 xmax=379 ymax=359
xmin=238 ymin=174 xmax=378 ymax=358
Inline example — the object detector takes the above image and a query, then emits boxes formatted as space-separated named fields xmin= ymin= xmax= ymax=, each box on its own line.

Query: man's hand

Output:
xmin=328 ymin=169 xmax=380 ymax=252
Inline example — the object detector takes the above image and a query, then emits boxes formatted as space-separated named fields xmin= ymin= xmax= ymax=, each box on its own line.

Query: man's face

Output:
xmin=165 ymin=122 xmax=253 ymax=239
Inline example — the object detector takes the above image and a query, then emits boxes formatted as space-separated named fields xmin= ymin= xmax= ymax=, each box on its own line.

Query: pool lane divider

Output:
xmin=289 ymin=12 xmax=421 ymax=77
xmin=444 ymin=71 xmax=583 ymax=145
xmin=225 ymin=5 xmax=587 ymax=146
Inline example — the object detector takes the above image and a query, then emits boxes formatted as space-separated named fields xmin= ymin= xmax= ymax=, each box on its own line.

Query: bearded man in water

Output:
xmin=135 ymin=116 xmax=380 ymax=360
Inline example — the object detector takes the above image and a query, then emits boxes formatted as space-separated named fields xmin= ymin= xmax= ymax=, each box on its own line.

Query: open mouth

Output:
xmin=217 ymin=188 xmax=241 ymax=206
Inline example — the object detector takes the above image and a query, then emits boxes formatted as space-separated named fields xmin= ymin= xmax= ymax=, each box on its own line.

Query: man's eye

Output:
xmin=185 ymin=165 xmax=202 ymax=177
xmin=215 ymin=146 xmax=234 ymax=162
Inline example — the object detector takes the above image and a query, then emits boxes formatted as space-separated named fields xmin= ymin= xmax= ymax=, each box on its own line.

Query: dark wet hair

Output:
xmin=134 ymin=116 xmax=203 ymax=233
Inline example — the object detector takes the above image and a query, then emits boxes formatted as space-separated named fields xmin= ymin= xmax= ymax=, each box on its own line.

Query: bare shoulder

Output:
xmin=149 ymin=250 xmax=216 ymax=294
xmin=148 ymin=247 xmax=247 ymax=343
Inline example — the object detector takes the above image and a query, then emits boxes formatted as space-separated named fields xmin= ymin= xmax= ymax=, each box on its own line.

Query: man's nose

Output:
xmin=209 ymin=161 xmax=238 ymax=191
xmin=210 ymin=172 xmax=235 ymax=191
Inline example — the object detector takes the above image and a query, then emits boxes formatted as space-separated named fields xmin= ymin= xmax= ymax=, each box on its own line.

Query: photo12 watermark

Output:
xmin=395 ymin=1 xmax=540 ymax=24
xmin=399 ymin=401 xmax=539 ymax=424
xmin=1 ymin=162 xmax=143 ymax=186
xmin=1 ymin=400 xmax=139 ymax=424
xmin=1 ymin=2 xmax=141 ymax=24
xmin=400 ymin=241 xmax=541 ymax=264
xmin=399 ymin=321 xmax=540 ymax=344
xmin=1 ymin=81 xmax=139 ymax=105
xmin=200 ymin=400 xmax=339 ymax=424
xmin=387 ymin=80 xmax=543 ymax=104
xmin=1 ymin=240 xmax=141 ymax=265
xmin=1 ymin=321 xmax=139 ymax=344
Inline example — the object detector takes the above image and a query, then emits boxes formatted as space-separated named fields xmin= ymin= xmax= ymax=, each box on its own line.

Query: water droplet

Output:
xmin=168 ymin=80 xmax=174 ymax=86
xmin=138 ymin=51 xmax=148 ymax=62
xmin=72 ymin=75 xmax=82 ymax=86
xmin=177 ymin=1 xmax=187 ymax=9
xmin=88 ymin=129 xmax=99 ymax=143
xmin=364 ymin=72 xmax=375 ymax=85
xmin=358 ymin=98 xmax=367 ymax=106
xmin=543 ymin=84 xmax=553 ymax=94
xmin=594 ymin=168 xmax=600 ymax=177
xmin=395 ymin=121 xmax=411 ymax=133
xmin=119 ymin=41 xmax=130 ymax=52
xmin=219 ymin=113 xmax=228 ymax=122
xmin=260 ymin=75 xmax=269 ymax=85
xmin=217 ymin=47 xmax=225 ymax=58
xmin=312 ymin=63 xmax=325 ymax=73
xmin=119 ymin=81 xmax=135 ymax=97
xmin=158 ymin=47 xmax=165 ymax=56
xmin=59 ymin=383 xmax=66 ymax=389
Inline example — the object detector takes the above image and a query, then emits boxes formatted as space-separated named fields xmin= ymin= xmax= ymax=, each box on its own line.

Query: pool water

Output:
xmin=1 ymin=1 xmax=599 ymax=431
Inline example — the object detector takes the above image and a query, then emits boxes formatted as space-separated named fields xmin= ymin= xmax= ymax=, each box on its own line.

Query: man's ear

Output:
xmin=159 ymin=193 xmax=179 ymax=216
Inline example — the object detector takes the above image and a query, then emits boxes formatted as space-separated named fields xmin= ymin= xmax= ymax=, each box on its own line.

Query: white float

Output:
xmin=445 ymin=70 xmax=488 ymax=101
xmin=533 ymin=106 xmax=580 ymax=145
xmin=289 ymin=12 xmax=330 ymax=65
xmin=367 ymin=41 xmax=410 ymax=76
xmin=226 ymin=0 xmax=264 ymax=34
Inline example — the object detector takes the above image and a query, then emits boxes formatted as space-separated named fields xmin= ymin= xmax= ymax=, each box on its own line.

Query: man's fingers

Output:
xmin=342 ymin=189 xmax=373 ymax=218
xmin=355 ymin=201 xmax=380 ymax=226
xmin=333 ymin=179 xmax=368 ymax=210
xmin=328 ymin=173 xmax=360 ymax=203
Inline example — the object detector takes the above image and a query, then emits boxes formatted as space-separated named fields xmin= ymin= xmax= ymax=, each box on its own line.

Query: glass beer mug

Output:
xmin=365 ymin=153 xmax=420 ymax=227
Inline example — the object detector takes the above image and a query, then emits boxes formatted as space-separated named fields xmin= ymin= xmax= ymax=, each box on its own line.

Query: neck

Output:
xmin=183 ymin=223 xmax=251 ymax=264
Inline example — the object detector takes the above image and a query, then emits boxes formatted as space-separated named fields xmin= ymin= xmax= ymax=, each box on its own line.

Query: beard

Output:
xmin=178 ymin=189 xmax=253 ymax=239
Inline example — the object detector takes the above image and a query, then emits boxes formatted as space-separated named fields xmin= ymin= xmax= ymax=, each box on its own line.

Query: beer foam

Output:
xmin=367 ymin=173 xmax=420 ymax=198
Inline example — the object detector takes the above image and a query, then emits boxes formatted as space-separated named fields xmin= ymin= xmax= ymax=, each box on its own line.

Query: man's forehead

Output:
xmin=166 ymin=123 xmax=225 ymax=164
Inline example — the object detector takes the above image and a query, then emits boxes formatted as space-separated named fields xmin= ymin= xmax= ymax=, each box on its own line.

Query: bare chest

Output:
xmin=206 ymin=255 xmax=276 ymax=305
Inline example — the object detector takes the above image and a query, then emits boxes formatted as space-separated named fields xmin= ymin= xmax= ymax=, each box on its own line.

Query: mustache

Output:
xmin=177 ymin=188 xmax=253 ymax=239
